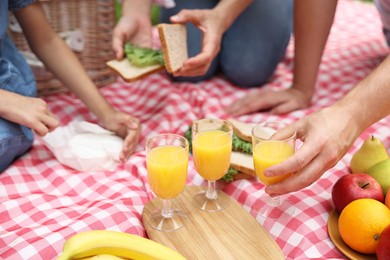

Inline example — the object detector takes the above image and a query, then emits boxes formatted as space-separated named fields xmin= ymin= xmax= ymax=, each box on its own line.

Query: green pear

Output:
xmin=367 ymin=158 xmax=390 ymax=196
xmin=350 ymin=135 xmax=389 ymax=174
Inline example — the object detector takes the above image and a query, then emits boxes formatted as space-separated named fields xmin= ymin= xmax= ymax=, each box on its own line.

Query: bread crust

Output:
xmin=230 ymin=163 xmax=256 ymax=178
xmin=158 ymin=24 xmax=173 ymax=73
xmin=228 ymin=118 xmax=255 ymax=142
xmin=106 ymin=59 xmax=164 ymax=82
xmin=230 ymin=151 xmax=256 ymax=179
xmin=158 ymin=23 xmax=188 ymax=73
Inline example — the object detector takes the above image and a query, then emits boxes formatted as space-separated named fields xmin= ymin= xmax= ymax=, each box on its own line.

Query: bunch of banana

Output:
xmin=81 ymin=255 xmax=124 ymax=260
xmin=57 ymin=230 xmax=186 ymax=260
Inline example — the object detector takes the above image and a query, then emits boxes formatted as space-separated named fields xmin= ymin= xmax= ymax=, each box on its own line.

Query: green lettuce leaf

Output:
xmin=124 ymin=43 xmax=164 ymax=67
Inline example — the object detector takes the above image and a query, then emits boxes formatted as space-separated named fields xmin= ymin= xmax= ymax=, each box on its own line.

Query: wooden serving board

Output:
xmin=142 ymin=186 xmax=284 ymax=260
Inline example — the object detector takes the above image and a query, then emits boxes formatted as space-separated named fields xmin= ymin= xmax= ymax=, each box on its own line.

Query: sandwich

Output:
xmin=107 ymin=23 xmax=188 ymax=81
xmin=157 ymin=23 xmax=188 ymax=73
xmin=184 ymin=118 xmax=257 ymax=182
xmin=106 ymin=43 xmax=165 ymax=82
xmin=225 ymin=118 xmax=256 ymax=182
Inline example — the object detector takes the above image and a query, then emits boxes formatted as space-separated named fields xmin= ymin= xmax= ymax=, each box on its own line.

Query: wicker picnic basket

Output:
xmin=8 ymin=0 xmax=117 ymax=96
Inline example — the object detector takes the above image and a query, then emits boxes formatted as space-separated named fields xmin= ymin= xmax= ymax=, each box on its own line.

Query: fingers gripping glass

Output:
xmin=251 ymin=121 xmax=296 ymax=219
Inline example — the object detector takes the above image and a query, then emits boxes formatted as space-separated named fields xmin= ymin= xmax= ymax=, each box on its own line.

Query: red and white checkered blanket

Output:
xmin=1 ymin=1 xmax=389 ymax=259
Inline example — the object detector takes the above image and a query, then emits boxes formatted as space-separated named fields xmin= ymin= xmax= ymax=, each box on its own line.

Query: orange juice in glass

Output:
xmin=147 ymin=145 xmax=188 ymax=199
xmin=253 ymin=141 xmax=294 ymax=185
xmin=252 ymin=121 xmax=296 ymax=219
xmin=146 ymin=134 xmax=189 ymax=231
xmin=192 ymin=119 xmax=233 ymax=212
xmin=192 ymin=130 xmax=232 ymax=181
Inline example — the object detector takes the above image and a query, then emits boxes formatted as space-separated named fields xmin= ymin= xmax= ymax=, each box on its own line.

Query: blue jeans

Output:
xmin=160 ymin=0 xmax=293 ymax=87
xmin=375 ymin=0 xmax=390 ymax=46
xmin=0 ymin=36 xmax=37 ymax=173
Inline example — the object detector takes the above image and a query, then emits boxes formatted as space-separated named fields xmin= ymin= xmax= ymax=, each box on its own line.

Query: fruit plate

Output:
xmin=142 ymin=186 xmax=284 ymax=260
xmin=327 ymin=209 xmax=377 ymax=260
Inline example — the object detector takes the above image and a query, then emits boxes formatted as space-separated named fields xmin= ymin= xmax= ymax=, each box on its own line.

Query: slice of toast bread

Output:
xmin=228 ymin=118 xmax=273 ymax=142
xmin=228 ymin=118 xmax=255 ymax=142
xmin=157 ymin=23 xmax=188 ymax=73
xmin=230 ymin=151 xmax=255 ymax=178
xmin=106 ymin=59 xmax=164 ymax=82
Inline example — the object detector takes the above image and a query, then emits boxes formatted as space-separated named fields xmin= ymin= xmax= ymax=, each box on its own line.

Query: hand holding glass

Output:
xmin=146 ymin=133 xmax=189 ymax=231
xmin=252 ymin=121 xmax=296 ymax=219
xmin=192 ymin=119 xmax=233 ymax=212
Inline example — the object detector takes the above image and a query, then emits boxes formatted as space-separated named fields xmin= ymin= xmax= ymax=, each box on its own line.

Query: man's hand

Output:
xmin=112 ymin=14 xmax=154 ymax=60
xmin=225 ymin=87 xmax=312 ymax=116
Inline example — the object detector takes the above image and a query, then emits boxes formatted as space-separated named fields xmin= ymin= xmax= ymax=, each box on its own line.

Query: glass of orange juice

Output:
xmin=192 ymin=118 xmax=233 ymax=212
xmin=252 ymin=121 xmax=296 ymax=219
xmin=146 ymin=133 xmax=189 ymax=231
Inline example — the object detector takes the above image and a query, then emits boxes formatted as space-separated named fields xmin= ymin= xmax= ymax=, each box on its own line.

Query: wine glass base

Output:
xmin=149 ymin=209 xmax=187 ymax=232
xmin=253 ymin=195 xmax=295 ymax=220
xmin=193 ymin=190 xmax=230 ymax=212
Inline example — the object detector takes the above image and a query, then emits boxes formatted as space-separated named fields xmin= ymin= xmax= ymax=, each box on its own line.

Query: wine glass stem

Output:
xmin=268 ymin=196 xmax=281 ymax=207
xmin=161 ymin=199 xmax=173 ymax=218
xmin=206 ymin=181 xmax=217 ymax=200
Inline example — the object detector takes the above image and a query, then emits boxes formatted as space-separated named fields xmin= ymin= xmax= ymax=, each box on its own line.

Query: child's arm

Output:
xmin=13 ymin=2 xmax=141 ymax=160
xmin=0 ymin=89 xmax=59 ymax=136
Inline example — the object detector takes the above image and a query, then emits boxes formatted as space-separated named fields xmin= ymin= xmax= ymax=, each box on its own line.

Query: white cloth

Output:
xmin=41 ymin=121 xmax=123 ymax=172
xmin=153 ymin=0 xmax=175 ymax=8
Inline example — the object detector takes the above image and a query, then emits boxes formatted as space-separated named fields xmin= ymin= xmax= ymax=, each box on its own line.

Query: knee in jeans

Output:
xmin=222 ymin=64 xmax=274 ymax=88
xmin=171 ymin=74 xmax=214 ymax=83
xmin=0 ymin=135 xmax=33 ymax=173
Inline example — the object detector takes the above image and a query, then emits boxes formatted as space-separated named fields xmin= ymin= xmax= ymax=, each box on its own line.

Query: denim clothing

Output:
xmin=160 ymin=0 xmax=293 ymax=87
xmin=0 ymin=0 xmax=37 ymax=172
xmin=375 ymin=0 xmax=390 ymax=46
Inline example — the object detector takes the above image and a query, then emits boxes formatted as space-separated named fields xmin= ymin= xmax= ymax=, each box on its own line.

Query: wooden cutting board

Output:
xmin=142 ymin=186 xmax=284 ymax=260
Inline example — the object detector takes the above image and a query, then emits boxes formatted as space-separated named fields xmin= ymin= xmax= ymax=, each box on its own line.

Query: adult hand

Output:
xmin=101 ymin=110 xmax=141 ymax=161
xmin=170 ymin=9 xmax=225 ymax=77
xmin=112 ymin=14 xmax=153 ymax=60
xmin=263 ymin=106 xmax=360 ymax=196
xmin=0 ymin=93 xmax=59 ymax=136
xmin=225 ymin=87 xmax=312 ymax=116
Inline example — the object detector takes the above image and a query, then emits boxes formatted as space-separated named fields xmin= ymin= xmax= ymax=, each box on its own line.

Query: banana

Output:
xmin=57 ymin=230 xmax=186 ymax=260
xmin=79 ymin=255 xmax=125 ymax=260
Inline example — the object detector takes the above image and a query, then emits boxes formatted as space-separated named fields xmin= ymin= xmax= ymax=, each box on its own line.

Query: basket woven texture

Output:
xmin=8 ymin=0 xmax=117 ymax=96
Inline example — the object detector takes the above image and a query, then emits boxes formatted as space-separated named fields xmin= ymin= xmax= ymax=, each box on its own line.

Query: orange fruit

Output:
xmin=338 ymin=198 xmax=390 ymax=254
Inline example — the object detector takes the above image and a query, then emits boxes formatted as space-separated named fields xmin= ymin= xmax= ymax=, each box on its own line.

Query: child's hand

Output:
xmin=0 ymin=93 xmax=59 ymax=136
xmin=101 ymin=111 xmax=141 ymax=161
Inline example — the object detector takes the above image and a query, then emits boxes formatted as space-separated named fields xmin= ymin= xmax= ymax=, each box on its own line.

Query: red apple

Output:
xmin=377 ymin=224 xmax=390 ymax=260
xmin=332 ymin=173 xmax=384 ymax=214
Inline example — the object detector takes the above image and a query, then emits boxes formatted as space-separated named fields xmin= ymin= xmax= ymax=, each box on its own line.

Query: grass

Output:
xmin=115 ymin=2 xmax=160 ymax=25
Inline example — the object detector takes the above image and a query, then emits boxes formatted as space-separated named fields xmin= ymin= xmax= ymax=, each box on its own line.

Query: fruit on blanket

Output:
xmin=386 ymin=188 xmax=390 ymax=209
xmin=338 ymin=198 xmax=390 ymax=254
xmin=376 ymin=224 xmax=390 ymax=260
xmin=367 ymin=158 xmax=390 ymax=196
xmin=350 ymin=136 xmax=389 ymax=174
xmin=57 ymin=230 xmax=186 ymax=260
xmin=331 ymin=173 xmax=384 ymax=213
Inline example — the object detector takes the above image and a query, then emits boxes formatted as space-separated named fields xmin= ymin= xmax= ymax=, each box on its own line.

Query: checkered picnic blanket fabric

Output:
xmin=1 ymin=0 xmax=389 ymax=259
